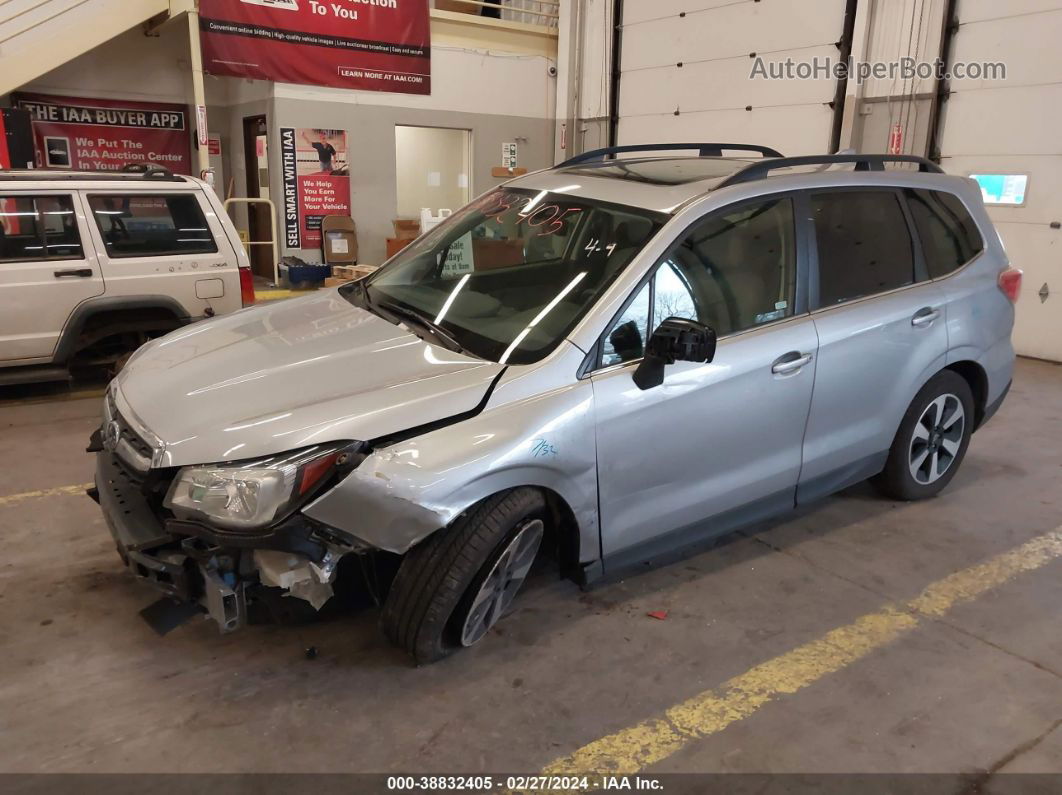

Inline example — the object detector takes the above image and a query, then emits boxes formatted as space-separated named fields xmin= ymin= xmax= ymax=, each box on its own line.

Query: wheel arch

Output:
xmin=436 ymin=484 xmax=583 ymax=583
xmin=429 ymin=477 xmax=589 ymax=585
xmin=521 ymin=485 xmax=582 ymax=584
xmin=54 ymin=295 xmax=191 ymax=363
xmin=944 ymin=359 xmax=988 ymax=429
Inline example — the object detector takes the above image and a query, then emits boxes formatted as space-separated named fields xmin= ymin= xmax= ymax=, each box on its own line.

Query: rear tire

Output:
xmin=380 ymin=488 xmax=546 ymax=664
xmin=874 ymin=370 xmax=974 ymax=501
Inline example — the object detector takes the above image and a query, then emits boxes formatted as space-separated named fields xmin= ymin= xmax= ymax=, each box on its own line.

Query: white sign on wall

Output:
xmin=502 ymin=142 xmax=518 ymax=169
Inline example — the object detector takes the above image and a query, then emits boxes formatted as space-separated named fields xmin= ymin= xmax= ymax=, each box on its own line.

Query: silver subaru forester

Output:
xmin=91 ymin=145 xmax=1019 ymax=663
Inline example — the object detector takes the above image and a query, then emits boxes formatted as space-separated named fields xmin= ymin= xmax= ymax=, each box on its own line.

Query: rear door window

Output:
xmin=88 ymin=194 xmax=217 ymax=257
xmin=0 ymin=195 xmax=83 ymax=261
xmin=906 ymin=189 xmax=984 ymax=278
xmin=811 ymin=191 xmax=916 ymax=307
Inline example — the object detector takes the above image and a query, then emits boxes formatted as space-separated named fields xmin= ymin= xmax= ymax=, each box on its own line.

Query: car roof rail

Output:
xmin=0 ymin=166 xmax=184 ymax=182
xmin=121 ymin=163 xmax=178 ymax=180
xmin=559 ymin=143 xmax=784 ymax=167
xmin=718 ymin=153 xmax=944 ymax=188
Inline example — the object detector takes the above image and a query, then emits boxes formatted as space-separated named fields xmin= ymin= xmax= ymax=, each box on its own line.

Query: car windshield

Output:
xmin=346 ymin=188 xmax=665 ymax=364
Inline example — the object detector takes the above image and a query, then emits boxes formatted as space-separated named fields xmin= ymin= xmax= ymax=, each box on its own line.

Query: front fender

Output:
xmin=303 ymin=381 xmax=599 ymax=559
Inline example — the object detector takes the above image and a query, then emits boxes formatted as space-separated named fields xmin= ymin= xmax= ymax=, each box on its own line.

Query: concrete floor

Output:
xmin=1 ymin=358 xmax=1061 ymax=783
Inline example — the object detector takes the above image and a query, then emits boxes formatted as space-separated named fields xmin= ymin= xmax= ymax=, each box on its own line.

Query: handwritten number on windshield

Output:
xmin=478 ymin=192 xmax=583 ymax=237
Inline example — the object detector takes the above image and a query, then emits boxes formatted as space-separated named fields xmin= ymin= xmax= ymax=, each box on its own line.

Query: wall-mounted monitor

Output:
xmin=969 ymin=174 xmax=1028 ymax=206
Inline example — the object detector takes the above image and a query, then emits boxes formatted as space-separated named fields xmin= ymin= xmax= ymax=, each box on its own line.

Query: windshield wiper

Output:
xmin=374 ymin=299 xmax=467 ymax=355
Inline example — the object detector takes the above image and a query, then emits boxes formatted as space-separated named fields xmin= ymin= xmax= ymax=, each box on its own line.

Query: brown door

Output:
xmin=242 ymin=115 xmax=274 ymax=280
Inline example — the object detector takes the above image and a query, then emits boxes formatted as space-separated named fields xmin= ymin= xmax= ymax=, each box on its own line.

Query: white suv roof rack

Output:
xmin=0 ymin=164 xmax=184 ymax=182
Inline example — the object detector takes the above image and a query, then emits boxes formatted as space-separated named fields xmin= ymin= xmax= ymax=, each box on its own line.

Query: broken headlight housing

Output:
xmin=164 ymin=442 xmax=352 ymax=531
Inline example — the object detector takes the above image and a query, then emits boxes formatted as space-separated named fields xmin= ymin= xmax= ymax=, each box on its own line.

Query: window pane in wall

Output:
xmin=395 ymin=126 xmax=472 ymax=219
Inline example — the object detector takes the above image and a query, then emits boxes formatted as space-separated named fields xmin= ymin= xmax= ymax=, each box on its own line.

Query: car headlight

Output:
xmin=164 ymin=443 xmax=353 ymax=531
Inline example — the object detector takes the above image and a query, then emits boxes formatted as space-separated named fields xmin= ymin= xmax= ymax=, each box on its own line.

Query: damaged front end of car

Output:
xmin=88 ymin=390 xmax=378 ymax=635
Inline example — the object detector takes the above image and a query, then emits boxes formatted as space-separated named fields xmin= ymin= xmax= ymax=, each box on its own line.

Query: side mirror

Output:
xmin=632 ymin=317 xmax=716 ymax=390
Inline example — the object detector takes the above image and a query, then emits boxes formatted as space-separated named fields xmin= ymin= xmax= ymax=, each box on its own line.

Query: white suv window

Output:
xmin=0 ymin=195 xmax=83 ymax=262
xmin=88 ymin=194 xmax=217 ymax=258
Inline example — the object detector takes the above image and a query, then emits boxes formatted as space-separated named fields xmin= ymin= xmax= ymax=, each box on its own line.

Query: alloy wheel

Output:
xmin=908 ymin=393 xmax=965 ymax=485
xmin=459 ymin=518 xmax=544 ymax=647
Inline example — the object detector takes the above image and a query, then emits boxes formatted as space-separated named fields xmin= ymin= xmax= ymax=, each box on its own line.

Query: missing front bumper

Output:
xmin=94 ymin=449 xmax=359 ymax=634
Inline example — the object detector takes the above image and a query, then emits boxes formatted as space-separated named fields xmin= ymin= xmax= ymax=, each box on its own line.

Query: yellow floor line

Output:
xmin=255 ymin=288 xmax=309 ymax=301
xmin=542 ymin=526 xmax=1062 ymax=776
xmin=0 ymin=483 xmax=94 ymax=507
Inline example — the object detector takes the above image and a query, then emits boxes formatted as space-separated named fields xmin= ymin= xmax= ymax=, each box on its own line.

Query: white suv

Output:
xmin=0 ymin=165 xmax=253 ymax=385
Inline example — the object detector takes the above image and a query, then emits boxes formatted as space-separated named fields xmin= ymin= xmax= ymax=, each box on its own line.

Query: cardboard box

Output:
xmin=387 ymin=237 xmax=414 ymax=259
xmin=322 ymin=218 xmax=358 ymax=265
xmin=332 ymin=264 xmax=378 ymax=281
xmin=392 ymin=219 xmax=421 ymax=240
xmin=324 ymin=276 xmax=350 ymax=288
xmin=472 ymin=238 xmax=525 ymax=270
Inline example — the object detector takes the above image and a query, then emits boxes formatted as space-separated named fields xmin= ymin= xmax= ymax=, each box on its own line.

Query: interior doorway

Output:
xmin=394 ymin=126 xmax=472 ymax=220
xmin=242 ymin=115 xmax=273 ymax=280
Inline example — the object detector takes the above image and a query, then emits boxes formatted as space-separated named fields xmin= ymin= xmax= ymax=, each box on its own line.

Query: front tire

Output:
xmin=380 ymin=488 xmax=546 ymax=664
xmin=874 ymin=370 xmax=974 ymax=501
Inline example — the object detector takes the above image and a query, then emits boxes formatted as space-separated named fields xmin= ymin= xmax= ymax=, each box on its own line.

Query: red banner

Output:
xmin=11 ymin=92 xmax=192 ymax=174
xmin=200 ymin=0 xmax=431 ymax=95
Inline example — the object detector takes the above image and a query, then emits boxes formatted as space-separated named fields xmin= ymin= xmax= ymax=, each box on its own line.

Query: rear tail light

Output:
xmin=998 ymin=267 xmax=1022 ymax=304
xmin=239 ymin=266 xmax=255 ymax=307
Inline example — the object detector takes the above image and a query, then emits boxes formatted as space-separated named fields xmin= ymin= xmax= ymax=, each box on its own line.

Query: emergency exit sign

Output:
xmin=502 ymin=142 xmax=518 ymax=169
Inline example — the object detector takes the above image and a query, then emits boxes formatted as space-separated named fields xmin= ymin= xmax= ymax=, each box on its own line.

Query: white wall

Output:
xmin=14 ymin=20 xmax=192 ymax=104
xmin=937 ymin=0 xmax=1062 ymax=361
xmin=269 ymin=42 xmax=557 ymax=264
xmin=271 ymin=45 xmax=555 ymax=120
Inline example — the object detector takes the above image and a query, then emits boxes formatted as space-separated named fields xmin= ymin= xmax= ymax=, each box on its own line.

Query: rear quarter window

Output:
xmin=88 ymin=194 xmax=217 ymax=258
xmin=811 ymin=190 xmax=916 ymax=307
xmin=905 ymin=189 xmax=984 ymax=278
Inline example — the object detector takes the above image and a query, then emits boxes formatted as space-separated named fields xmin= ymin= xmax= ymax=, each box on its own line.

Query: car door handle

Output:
xmin=772 ymin=352 xmax=813 ymax=375
xmin=911 ymin=307 xmax=941 ymax=327
xmin=54 ymin=268 xmax=93 ymax=278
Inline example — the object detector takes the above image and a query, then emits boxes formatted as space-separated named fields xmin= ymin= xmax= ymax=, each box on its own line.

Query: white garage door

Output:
xmin=938 ymin=0 xmax=1062 ymax=362
xmin=617 ymin=0 xmax=849 ymax=155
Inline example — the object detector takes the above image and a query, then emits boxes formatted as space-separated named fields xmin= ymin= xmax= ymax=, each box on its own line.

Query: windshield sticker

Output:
xmin=442 ymin=231 xmax=475 ymax=277
xmin=756 ymin=309 xmax=786 ymax=324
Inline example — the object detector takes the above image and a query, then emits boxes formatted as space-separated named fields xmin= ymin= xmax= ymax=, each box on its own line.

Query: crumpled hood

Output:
xmin=115 ymin=290 xmax=503 ymax=466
